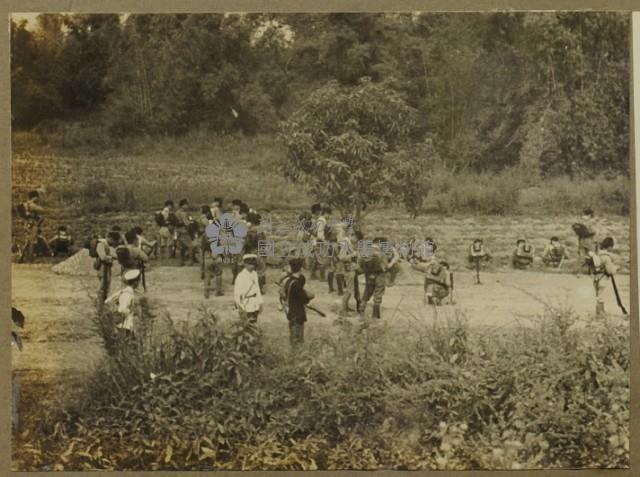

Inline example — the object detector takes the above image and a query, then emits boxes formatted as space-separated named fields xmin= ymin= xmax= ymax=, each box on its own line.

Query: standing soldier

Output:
xmin=210 ymin=197 xmax=224 ymax=221
xmin=334 ymin=224 xmax=357 ymax=316
xmin=542 ymin=236 xmax=570 ymax=268
xmin=244 ymin=212 xmax=267 ymax=293
xmin=572 ymin=208 xmax=597 ymax=273
xmin=382 ymin=239 xmax=402 ymax=286
xmin=310 ymin=203 xmax=327 ymax=280
xmin=357 ymin=237 xmax=388 ymax=319
xmin=280 ymin=257 xmax=315 ymax=350
xmin=96 ymin=231 xmax=121 ymax=307
xmin=155 ymin=201 xmax=174 ymax=261
xmin=233 ymin=254 xmax=264 ymax=322
xmin=512 ymin=238 xmax=534 ymax=270
xmin=116 ymin=229 xmax=150 ymax=288
xmin=175 ymin=198 xmax=196 ymax=266
xmin=201 ymin=215 xmax=224 ymax=298
xmin=104 ymin=269 xmax=146 ymax=350
xmin=17 ymin=190 xmax=46 ymax=262
xmin=590 ymin=237 xmax=617 ymax=317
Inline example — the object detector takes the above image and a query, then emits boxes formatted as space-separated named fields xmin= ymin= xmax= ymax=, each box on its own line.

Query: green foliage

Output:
xmin=280 ymin=78 xmax=435 ymax=222
xmin=13 ymin=304 xmax=629 ymax=470
xmin=11 ymin=13 xmax=629 ymax=176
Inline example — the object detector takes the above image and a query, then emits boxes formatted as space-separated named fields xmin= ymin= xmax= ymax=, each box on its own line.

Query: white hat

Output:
xmin=242 ymin=254 xmax=258 ymax=262
xmin=124 ymin=269 xmax=141 ymax=281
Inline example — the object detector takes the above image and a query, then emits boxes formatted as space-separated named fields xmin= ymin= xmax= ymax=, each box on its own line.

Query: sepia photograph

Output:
xmin=10 ymin=10 xmax=632 ymax=471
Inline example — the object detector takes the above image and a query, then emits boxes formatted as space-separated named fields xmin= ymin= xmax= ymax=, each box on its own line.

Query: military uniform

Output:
xmin=49 ymin=230 xmax=73 ymax=257
xmin=542 ymin=243 xmax=569 ymax=268
xmin=96 ymin=239 xmax=115 ymax=305
xmin=175 ymin=208 xmax=196 ymax=266
xmin=155 ymin=208 xmax=173 ymax=259
xmin=412 ymin=259 xmax=450 ymax=305
xmin=592 ymin=250 xmax=617 ymax=316
xmin=201 ymin=233 xmax=224 ymax=297
xmin=577 ymin=217 xmax=597 ymax=259
xmin=335 ymin=235 xmax=356 ymax=314
xmin=512 ymin=242 xmax=534 ymax=269
xmin=233 ymin=257 xmax=264 ymax=322
xmin=467 ymin=242 xmax=491 ymax=268
xmin=357 ymin=245 xmax=387 ymax=319
xmin=243 ymin=223 xmax=267 ymax=292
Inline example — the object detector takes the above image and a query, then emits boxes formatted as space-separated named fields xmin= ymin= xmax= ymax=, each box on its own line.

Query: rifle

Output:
xmin=449 ymin=272 xmax=455 ymax=304
xmin=610 ymin=276 xmax=628 ymax=315
xmin=475 ymin=258 xmax=481 ymax=285
xmin=354 ymin=271 xmax=361 ymax=311
xmin=305 ymin=305 xmax=326 ymax=317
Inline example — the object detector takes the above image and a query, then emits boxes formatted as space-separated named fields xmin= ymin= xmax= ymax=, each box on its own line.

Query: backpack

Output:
xmin=279 ymin=274 xmax=297 ymax=316
xmin=586 ymin=251 xmax=604 ymax=274
xmin=115 ymin=245 xmax=136 ymax=269
xmin=168 ymin=212 xmax=179 ymax=228
xmin=572 ymin=222 xmax=592 ymax=239
xmin=154 ymin=212 xmax=166 ymax=227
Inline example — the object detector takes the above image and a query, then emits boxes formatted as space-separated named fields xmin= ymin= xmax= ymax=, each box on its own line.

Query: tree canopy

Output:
xmin=11 ymin=12 xmax=630 ymax=176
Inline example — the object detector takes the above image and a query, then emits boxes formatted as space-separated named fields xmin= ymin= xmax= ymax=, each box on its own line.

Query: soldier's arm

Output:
xmin=604 ymin=256 xmax=617 ymax=276
xmin=96 ymin=242 xmax=111 ymax=262
xmin=132 ymin=247 xmax=149 ymax=263
xmin=28 ymin=203 xmax=45 ymax=214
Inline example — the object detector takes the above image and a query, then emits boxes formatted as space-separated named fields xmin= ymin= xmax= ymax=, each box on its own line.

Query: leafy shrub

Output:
xmin=13 ymin=304 xmax=629 ymax=471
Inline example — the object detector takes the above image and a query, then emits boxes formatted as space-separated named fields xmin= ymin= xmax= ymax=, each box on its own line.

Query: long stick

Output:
xmin=475 ymin=259 xmax=481 ymax=285
xmin=610 ymin=276 xmax=628 ymax=315
xmin=305 ymin=305 xmax=326 ymax=317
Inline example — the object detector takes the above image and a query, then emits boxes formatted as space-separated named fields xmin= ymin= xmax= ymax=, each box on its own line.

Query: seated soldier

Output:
xmin=542 ymin=236 xmax=569 ymax=268
xmin=512 ymin=238 xmax=534 ymax=269
xmin=32 ymin=227 xmax=52 ymax=258
xmin=467 ymin=238 xmax=491 ymax=268
xmin=49 ymin=225 xmax=74 ymax=257
xmin=411 ymin=255 xmax=450 ymax=305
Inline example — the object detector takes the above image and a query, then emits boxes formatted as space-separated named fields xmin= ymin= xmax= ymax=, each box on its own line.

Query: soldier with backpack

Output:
xmin=104 ymin=269 xmax=147 ymax=350
xmin=357 ymin=237 xmax=388 ymax=319
xmin=155 ymin=201 xmax=175 ymax=260
xmin=201 ymin=213 xmax=225 ymax=298
xmin=16 ymin=190 xmax=47 ymax=262
xmin=589 ymin=237 xmax=620 ymax=317
xmin=512 ymin=238 xmax=534 ymax=270
xmin=175 ymin=198 xmax=197 ymax=266
xmin=572 ymin=208 xmax=598 ymax=274
xmin=280 ymin=257 xmax=316 ymax=350
xmin=95 ymin=231 xmax=122 ymax=307
xmin=116 ymin=230 xmax=149 ymax=289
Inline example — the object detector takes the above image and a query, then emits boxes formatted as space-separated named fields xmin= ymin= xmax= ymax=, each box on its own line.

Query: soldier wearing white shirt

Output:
xmin=105 ymin=269 xmax=144 ymax=347
xmin=233 ymin=254 xmax=264 ymax=322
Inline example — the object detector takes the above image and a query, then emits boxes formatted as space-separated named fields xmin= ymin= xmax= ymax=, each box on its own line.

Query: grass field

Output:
xmin=10 ymin=131 xmax=632 ymax=470
xmin=11 ymin=263 xmax=631 ymax=470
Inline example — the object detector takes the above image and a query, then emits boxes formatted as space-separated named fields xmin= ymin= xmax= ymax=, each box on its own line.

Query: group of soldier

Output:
xmin=16 ymin=189 xmax=622 ymax=351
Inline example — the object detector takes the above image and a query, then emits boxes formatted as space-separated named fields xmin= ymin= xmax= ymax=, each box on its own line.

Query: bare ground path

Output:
xmin=12 ymin=263 xmax=631 ymax=378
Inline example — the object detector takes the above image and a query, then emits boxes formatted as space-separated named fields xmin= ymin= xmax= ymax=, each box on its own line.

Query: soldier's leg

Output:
xmin=360 ymin=275 xmax=374 ymax=315
xmin=595 ymin=278 xmax=606 ymax=316
xmin=257 ymin=257 xmax=266 ymax=293
xmin=203 ymin=259 xmax=212 ymax=298
xmin=215 ymin=263 xmax=224 ymax=296
xmin=327 ymin=259 xmax=335 ymax=293
xmin=372 ymin=273 xmax=386 ymax=319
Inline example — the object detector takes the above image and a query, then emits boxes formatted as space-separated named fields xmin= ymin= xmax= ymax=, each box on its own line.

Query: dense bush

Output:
xmin=13 ymin=304 xmax=629 ymax=470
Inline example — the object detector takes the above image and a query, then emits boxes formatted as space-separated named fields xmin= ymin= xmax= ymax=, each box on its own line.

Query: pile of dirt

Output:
xmin=51 ymin=249 xmax=95 ymax=276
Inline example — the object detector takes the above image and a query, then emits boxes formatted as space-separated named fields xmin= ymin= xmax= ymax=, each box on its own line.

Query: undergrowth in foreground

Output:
xmin=12 ymin=305 xmax=629 ymax=471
